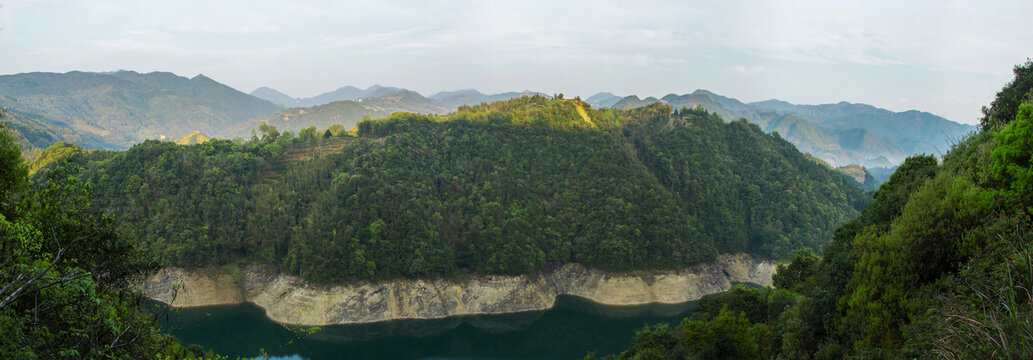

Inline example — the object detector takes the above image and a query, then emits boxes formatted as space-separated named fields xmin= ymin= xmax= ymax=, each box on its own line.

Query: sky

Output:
xmin=1 ymin=0 xmax=1030 ymax=125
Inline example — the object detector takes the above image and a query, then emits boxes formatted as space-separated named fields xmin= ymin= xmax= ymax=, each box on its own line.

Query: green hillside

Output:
xmin=25 ymin=141 xmax=88 ymax=175
xmin=611 ymin=90 xmax=974 ymax=171
xmin=0 ymin=71 xmax=281 ymax=150
xmin=598 ymin=60 xmax=1033 ymax=360
xmin=72 ymin=96 xmax=865 ymax=283
xmin=0 ymin=105 xmax=113 ymax=150
xmin=0 ymin=112 xmax=201 ymax=358
xmin=224 ymin=89 xmax=451 ymax=138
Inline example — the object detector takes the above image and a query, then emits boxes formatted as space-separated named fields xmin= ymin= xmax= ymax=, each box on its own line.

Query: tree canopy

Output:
xmin=599 ymin=59 xmax=1033 ymax=360
xmin=72 ymin=97 xmax=866 ymax=283
xmin=0 ymin=113 xmax=206 ymax=359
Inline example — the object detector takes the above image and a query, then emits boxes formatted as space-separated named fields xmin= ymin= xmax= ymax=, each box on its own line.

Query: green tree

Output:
xmin=680 ymin=307 xmax=760 ymax=359
xmin=0 ymin=114 xmax=202 ymax=358
xmin=773 ymin=248 xmax=820 ymax=292
xmin=990 ymin=103 xmax=1033 ymax=214
xmin=0 ymin=112 xmax=28 ymax=217
xmin=981 ymin=59 xmax=1033 ymax=130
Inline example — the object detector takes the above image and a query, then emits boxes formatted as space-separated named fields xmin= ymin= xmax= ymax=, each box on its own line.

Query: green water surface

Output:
xmin=161 ymin=295 xmax=697 ymax=360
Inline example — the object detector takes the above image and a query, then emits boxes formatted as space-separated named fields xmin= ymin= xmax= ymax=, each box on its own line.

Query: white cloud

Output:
xmin=732 ymin=65 xmax=771 ymax=76
xmin=0 ymin=0 xmax=1029 ymax=124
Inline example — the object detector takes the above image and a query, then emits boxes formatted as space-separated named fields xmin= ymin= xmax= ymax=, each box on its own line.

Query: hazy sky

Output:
xmin=1 ymin=0 xmax=1030 ymax=124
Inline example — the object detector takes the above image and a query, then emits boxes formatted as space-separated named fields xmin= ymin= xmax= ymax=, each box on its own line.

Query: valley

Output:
xmin=1 ymin=63 xmax=1024 ymax=360
xmin=3 ymin=1 xmax=1029 ymax=358
xmin=0 ymin=70 xmax=975 ymax=190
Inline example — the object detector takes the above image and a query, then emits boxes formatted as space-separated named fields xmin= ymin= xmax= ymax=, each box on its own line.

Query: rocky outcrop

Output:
xmin=836 ymin=164 xmax=870 ymax=185
xmin=142 ymin=267 xmax=242 ymax=307
xmin=143 ymin=253 xmax=776 ymax=326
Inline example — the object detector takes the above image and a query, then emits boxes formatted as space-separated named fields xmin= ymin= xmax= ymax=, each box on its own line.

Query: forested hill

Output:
xmin=222 ymin=89 xmax=451 ymax=138
xmin=612 ymin=90 xmax=974 ymax=170
xmin=596 ymin=60 xmax=1033 ymax=360
xmin=71 ymin=95 xmax=866 ymax=283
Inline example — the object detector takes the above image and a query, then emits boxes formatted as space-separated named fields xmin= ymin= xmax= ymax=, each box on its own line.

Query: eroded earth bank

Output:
xmin=143 ymin=253 xmax=775 ymax=326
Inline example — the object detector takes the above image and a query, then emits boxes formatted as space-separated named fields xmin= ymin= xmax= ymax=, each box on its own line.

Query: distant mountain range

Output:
xmin=224 ymin=88 xmax=455 ymax=138
xmin=585 ymin=92 xmax=622 ymax=108
xmin=0 ymin=70 xmax=974 ymax=174
xmin=0 ymin=71 xmax=280 ymax=149
xmin=604 ymin=90 xmax=975 ymax=168
xmin=428 ymin=89 xmax=546 ymax=109
xmin=250 ymin=85 xmax=406 ymax=108
xmin=251 ymin=85 xmax=545 ymax=111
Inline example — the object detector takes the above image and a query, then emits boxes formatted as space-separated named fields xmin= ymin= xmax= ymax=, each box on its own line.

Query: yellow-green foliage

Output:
xmin=447 ymin=95 xmax=622 ymax=129
xmin=25 ymin=141 xmax=86 ymax=175
xmin=174 ymin=131 xmax=213 ymax=145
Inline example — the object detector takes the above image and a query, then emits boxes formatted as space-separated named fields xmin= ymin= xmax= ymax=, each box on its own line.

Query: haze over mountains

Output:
xmin=0 ymin=71 xmax=280 ymax=149
xmin=0 ymin=70 xmax=973 ymax=174
xmin=606 ymin=90 xmax=975 ymax=168
xmin=250 ymin=85 xmax=409 ymax=108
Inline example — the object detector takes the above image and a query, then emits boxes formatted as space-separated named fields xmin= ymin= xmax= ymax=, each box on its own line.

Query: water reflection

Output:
xmin=162 ymin=295 xmax=697 ymax=360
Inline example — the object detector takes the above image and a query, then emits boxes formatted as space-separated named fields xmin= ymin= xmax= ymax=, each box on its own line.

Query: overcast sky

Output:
xmin=1 ymin=0 xmax=1030 ymax=124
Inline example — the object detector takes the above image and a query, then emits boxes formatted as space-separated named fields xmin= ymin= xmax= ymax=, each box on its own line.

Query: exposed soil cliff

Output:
xmin=142 ymin=254 xmax=775 ymax=326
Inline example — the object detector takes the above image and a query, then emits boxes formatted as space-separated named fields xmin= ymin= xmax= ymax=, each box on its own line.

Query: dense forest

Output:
xmin=0 ymin=109 xmax=212 ymax=358
xmin=63 ymin=95 xmax=865 ymax=283
xmin=599 ymin=60 xmax=1033 ymax=359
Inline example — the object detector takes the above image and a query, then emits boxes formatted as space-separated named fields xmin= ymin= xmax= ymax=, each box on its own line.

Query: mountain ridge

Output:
xmin=0 ymin=70 xmax=973 ymax=174
xmin=0 ymin=70 xmax=281 ymax=149
xmin=609 ymin=91 xmax=973 ymax=169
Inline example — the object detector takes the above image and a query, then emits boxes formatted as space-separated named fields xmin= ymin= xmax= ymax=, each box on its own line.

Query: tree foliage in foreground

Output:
xmin=0 ymin=116 xmax=210 ymax=359
xmin=73 ymin=96 xmax=865 ymax=283
xmin=601 ymin=59 xmax=1033 ymax=360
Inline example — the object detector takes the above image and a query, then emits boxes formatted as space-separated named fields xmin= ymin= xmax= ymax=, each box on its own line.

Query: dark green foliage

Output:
xmin=625 ymin=107 xmax=866 ymax=259
xmin=693 ymin=285 xmax=798 ymax=326
xmin=610 ymin=285 xmax=800 ymax=360
xmin=982 ymin=59 xmax=1033 ymax=130
xmin=287 ymin=116 xmax=706 ymax=279
xmin=605 ymin=61 xmax=1033 ymax=359
xmin=679 ymin=307 xmax=761 ymax=360
xmin=77 ymin=98 xmax=864 ymax=283
xmin=617 ymin=324 xmax=684 ymax=360
xmin=0 ymin=114 xmax=28 ymax=217
xmin=773 ymin=248 xmax=820 ymax=293
xmin=84 ymin=139 xmax=264 ymax=268
xmin=923 ymin=223 xmax=1033 ymax=359
xmin=0 ymin=115 xmax=201 ymax=358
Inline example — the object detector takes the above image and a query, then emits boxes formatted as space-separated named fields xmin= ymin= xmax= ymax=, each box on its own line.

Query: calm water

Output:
xmin=159 ymin=295 xmax=697 ymax=360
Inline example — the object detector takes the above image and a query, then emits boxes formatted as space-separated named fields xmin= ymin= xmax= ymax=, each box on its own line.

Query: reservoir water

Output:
xmin=161 ymin=295 xmax=697 ymax=360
